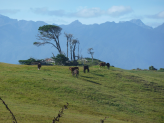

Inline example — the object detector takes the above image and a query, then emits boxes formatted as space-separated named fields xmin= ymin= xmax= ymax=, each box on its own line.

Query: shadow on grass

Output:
xmin=91 ymin=73 xmax=105 ymax=77
xmin=80 ymin=75 xmax=101 ymax=85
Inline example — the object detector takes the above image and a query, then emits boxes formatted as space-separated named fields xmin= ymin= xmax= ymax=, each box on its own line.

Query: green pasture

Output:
xmin=0 ymin=62 xmax=164 ymax=123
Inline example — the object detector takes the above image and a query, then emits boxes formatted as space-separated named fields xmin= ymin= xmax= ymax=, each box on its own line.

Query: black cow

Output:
xmin=83 ymin=65 xmax=89 ymax=73
xmin=38 ymin=63 xmax=41 ymax=70
xmin=106 ymin=63 xmax=110 ymax=69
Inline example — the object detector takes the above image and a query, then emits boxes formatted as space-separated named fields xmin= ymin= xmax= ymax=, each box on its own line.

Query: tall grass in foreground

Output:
xmin=0 ymin=62 xmax=164 ymax=123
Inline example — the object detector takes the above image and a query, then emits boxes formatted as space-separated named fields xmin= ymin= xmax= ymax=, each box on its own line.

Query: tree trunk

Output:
xmin=67 ymin=40 xmax=68 ymax=58
xmin=92 ymin=55 xmax=93 ymax=62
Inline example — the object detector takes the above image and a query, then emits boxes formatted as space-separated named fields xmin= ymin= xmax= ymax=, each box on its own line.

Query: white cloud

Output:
xmin=0 ymin=9 xmax=20 ymax=14
xmin=147 ymin=11 xmax=164 ymax=19
xmin=107 ymin=6 xmax=133 ymax=17
xmin=72 ymin=7 xmax=104 ymax=18
xmin=157 ymin=11 xmax=164 ymax=18
xmin=30 ymin=7 xmax=65 ymax=16
xmin=30 ymin=6 xmax=133 ymax=18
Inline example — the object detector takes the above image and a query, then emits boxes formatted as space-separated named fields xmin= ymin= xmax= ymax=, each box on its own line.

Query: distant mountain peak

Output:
xmin=130 ymin=19 xmax=144 ymax=25
xmin=69 ymin=20 xmax=82 ymax=25
xmin=130 ymin=19 xmax=152 ymax=29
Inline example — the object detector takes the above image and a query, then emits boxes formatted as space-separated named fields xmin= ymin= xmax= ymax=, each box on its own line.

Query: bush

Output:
xmin=19 ymin=58 xmax=42 ymax=65
xmin=52 ymin=54 xmax=69 ymax=65
xmin=159 ymin=68 xmax=164 ymax=72
xmin=149 ymin=66 xmax=157 ymax=70
xmin=137 ymin=68 xmax=142 ymax=70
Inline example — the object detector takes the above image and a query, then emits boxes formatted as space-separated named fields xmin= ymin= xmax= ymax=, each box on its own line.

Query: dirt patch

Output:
xmin=124 ymin=75 xmax=164 ymax=93
xmin=143 ymin=82 xmax=164 ymax=93
xmin=125 ymin=75 xmax=148 ymax=84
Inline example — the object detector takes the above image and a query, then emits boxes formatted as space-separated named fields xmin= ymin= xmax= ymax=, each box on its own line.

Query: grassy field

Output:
xmin=0 ymin=62 xmax=164 ymax=123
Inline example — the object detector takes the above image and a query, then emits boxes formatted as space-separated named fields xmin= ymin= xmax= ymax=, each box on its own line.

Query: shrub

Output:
xmin=159 ymin=68 xmax=164 ymax=72
xmin=19 ymin=58 xmax=42 ymax=65
xmin=52 ymin=54 xmax=69 ymax=65
xmin=149 ymin=66 xmax=157 ymax=70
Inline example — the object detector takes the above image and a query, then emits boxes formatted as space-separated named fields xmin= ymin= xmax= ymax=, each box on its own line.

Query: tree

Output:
xmin=33 ymin=25 xmax=62 ymax=54
xmin=52 ymin=54 xmax=69 ymax=65
xmin=88 ymin=48 xmax=94 ymax=62
xmin=68 ymin=38 xmax=74 ymax=61
xmin=64 ymin=33 xmax=73 ymax=58
xmin=72 ymin=39 xmax=79 ymax=61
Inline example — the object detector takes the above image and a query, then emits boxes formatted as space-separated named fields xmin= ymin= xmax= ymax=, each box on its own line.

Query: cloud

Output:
xmin=71 ymin=7 xmax=105 ymax=18
xmin=147 ymin=11 xmax=164 ymax=19
xmin=0 ymin=9 xmax=20 ymax=14
xmin=30 ymin=7 xmax=65 ymax=16
xmin=31 ymin=6 xmax=133 ymax=18
xmin=107 ymin=6 xmax=133 ymax=17
xmin=72 ymin=6 xmax=133 ymax=18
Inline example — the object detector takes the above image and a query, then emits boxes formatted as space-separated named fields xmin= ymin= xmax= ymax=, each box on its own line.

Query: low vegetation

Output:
xmin=0 ymin=62 xmax=164 ymax=123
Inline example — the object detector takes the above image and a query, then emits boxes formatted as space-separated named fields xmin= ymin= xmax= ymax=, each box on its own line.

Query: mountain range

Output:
xmin=0 ymin=14 xmax=164 ymax=70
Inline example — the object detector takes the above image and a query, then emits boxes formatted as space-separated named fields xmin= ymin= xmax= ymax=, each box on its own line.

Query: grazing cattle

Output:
xmin=83 ymin=65 xmax=89 ymax=73
xmin=99 ymin=62 xmax=106 ymax=68
xmin=72 ymin=69 xmax=79 ymax=78
xmin=69 ymin=67 xmax=79 ymax=73
xmin=38 ymin=63 xmax=41 ymax=70
xmin=106 ymin=63 xmax=110 ymax=69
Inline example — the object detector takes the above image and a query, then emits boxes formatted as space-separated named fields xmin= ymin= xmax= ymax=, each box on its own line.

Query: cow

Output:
xmin=106 ymin=63 xmax=110 ymax=69
xmin=99 ymin=62 xmax=106 ymax=68
xmin=83 ymin=65 xmax=89 ymax=73
xmin=38 ymin=63 xmax=41 ymax=70
xmin=72 ymin=69 xmax=79 ymax=78
xmin=69 ymin=67 xmax=79 ymax=73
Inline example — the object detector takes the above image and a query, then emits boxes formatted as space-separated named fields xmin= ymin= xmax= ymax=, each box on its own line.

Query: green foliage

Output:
xmin=18 ymin=58 xmax=42 ymax=65
xmin=149 ymin=66 xmax=157 ymax=70
xmin=159 ymin=68 xmax=164 ymax=72
xmin=77 ymin=57 xmax=104 ymax=66
xmin=52 ymin=54 xmax=68 ymax=65
xmin=38 ymin=25 xmax=62 ymax=33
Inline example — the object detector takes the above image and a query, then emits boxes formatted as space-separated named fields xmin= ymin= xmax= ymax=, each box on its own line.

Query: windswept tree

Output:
xmin=33 ymin=25 xmax=62 ymax=54
xmin=64 ymin=33 xmax=73 ymax=58
xmin=72 ymin=39 xmax=79 ymax=61
xmin=88 ymin=48 xmax=94 ymax=62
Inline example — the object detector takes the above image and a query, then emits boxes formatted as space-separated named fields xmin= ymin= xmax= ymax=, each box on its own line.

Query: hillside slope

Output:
xmin=0 ymin=63 xmax=164 ymax=123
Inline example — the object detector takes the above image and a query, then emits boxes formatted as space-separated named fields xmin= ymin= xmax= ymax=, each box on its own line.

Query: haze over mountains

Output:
xmin=0 ymin=14 xmax=164 ymax=70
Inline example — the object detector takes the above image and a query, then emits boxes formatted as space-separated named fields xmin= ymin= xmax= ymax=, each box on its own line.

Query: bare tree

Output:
xmin=34 ymin=25 xmax=62 ymax=54
xmin=78 ymin=41 xmax=80 ymax=59
xmin=64 ymin=33 xmax=73 ymax=58
xmin=88 ymin=48 xmax=94 ymax=62
xmin=72 ymin=39 xmax=79 ymax=61
xmin=68 ymin=37 xmax=74 ymax=61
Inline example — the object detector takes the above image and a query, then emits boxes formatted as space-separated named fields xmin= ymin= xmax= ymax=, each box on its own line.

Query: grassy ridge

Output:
xmin=0 ymin=62 xmax=164 ymax=123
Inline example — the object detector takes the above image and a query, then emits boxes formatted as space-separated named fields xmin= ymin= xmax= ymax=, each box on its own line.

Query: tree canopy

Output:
xmin=34 ymin=25 xmax=62 ymax=54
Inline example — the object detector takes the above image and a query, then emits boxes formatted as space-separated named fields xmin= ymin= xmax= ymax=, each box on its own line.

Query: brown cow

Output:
xmin=69 ymin=67 xmax=79 ymax=73
xmin=83 ymin=65 xmax=89 ymax=73
xmin=99 ymin=62 xmax=106 ymax=68
xmin=72 ymin=69 xmax=79 ymax=78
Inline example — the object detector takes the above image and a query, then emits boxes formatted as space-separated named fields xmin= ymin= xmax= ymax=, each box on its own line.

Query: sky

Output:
xmin=0 ymin=0 xmax=164 ymax=28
